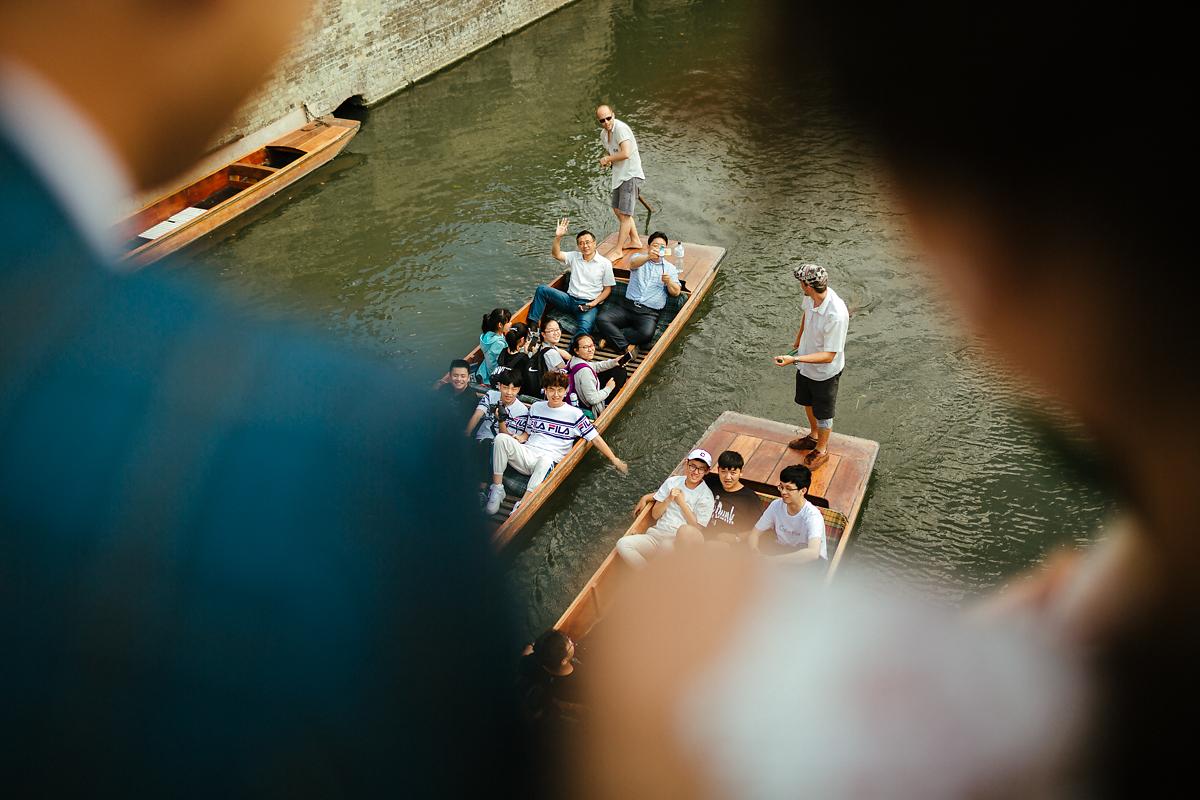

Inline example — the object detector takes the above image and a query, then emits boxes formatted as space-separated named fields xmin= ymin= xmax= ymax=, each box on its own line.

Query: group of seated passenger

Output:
xmin=529 ymin=221 xmax=682 ymax=357
xmin=620 ymin=450 xmax=829 ymax=568
xmin=435 ymin=223 xmax=687 ymax=516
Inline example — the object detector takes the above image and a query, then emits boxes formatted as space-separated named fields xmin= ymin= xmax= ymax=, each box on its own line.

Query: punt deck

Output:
xmin=117 ymin=116 xmax=359 ymax=266
xmin=555 ymin=411 xmax=879 ymax=642
xmin=460 ymin=234 xmax=726 ymax=549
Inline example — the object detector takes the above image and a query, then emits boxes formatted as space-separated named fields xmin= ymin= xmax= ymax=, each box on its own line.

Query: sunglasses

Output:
xmin=596 ymin=115 xmax=614 ymax=125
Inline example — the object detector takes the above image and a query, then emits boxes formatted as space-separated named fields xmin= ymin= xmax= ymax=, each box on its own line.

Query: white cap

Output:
xmin=687 ymin=448 xmax=713 ymax=467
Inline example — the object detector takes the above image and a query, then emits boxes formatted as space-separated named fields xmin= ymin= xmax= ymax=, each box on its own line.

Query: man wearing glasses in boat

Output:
xmin=774 ymin=263 xmax=850 ymax=471
xmin=617 ymin=449 xmax=716 ymax=569
xmin=595 ymin=230 xmax=681 ymax=357
xmin=596 ymin=104 xmax=645 ymax=258
xmin=528 ymin=216 xmax=616 ymax=338
xmin=748 ymin=464 xmax=827 ymax=566
xmin=632 ymin=449 xmax=760 ymax=545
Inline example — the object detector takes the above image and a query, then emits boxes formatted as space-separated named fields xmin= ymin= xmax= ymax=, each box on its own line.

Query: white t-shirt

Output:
xmin=563 ymin=250 xmax=616 ymax=300
xmin=652 ymin=475 xmax=716 ymax=535
xmin=797 ymin=287 xmax=849 ymax=381
xmin=523 ymin=400 xmax=598 ymax=461
xmin=473 ymin=390 xmax=529 ymax=441
xmin=601 ymin=118 xmax=645 ymax=189
xmin=754 ymin=498 xmax=827 ymax=559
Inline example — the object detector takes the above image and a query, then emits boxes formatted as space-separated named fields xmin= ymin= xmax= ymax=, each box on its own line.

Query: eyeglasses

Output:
xmin=577 ymin=343 xmax=595 ymax=350
xmin=776 ymin=484 xmax=800 ymax=494
xmin=596 ymin=115 xmax=613 ymax=125
xmin=686 ymin=463 xmax=710 ymax=473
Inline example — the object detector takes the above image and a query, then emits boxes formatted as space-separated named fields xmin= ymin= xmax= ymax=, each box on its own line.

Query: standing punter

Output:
xmin=773 ymin=264 xmax=849 ymax=471
xmin=596 ymin=104 xmax=645 ymax=258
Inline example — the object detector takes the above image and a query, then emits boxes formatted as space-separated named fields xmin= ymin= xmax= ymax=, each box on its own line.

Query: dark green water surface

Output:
xmin=189 ymin=0 xmax=1111 ymax=635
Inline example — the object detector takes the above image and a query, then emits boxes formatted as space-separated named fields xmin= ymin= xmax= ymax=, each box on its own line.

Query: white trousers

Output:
xmin=615 ymin=525 xmax=677 ymax=569
xmin=491 ymin=433 xmax=555 ymax=493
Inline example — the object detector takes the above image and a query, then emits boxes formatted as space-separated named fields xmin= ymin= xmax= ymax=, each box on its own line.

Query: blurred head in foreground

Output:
xmin=0 ymin=0 xmax=310 ymax=190
xmin=580 ymin=4 xmax=1191 ymax=798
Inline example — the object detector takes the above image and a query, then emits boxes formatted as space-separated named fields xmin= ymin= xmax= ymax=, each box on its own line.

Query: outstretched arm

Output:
xmin=589 ymin=434 xmax=628 ymax=474
xmin=551 ymin=216 xmax=570 ymax=264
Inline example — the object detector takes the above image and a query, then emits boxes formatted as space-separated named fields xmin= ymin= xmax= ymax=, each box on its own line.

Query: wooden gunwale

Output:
xmin=554 ymin=411 xmax=879 ymax=642
xmin=462 ymin=237 xmax=726 ymax=549
xmin=119 ymin=116 xmax=359 ymax=267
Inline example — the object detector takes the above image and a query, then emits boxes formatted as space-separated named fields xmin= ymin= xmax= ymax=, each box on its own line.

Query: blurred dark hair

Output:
xmin=448 ymin=359 xmax=470 ymax=373
xmin=648 ymin=231 xmax=668 ymax=248
xmin=532 ymin=630 xmax=571 ymax=671
xmin=568 ymin=333 xmax=594 ymax=357
xmin=541 ymin=371 xmax=569 ymax=390
xmin=504 ymin=326 xmax=526 ymax=350
xmin=575 ymin=230 xmax=595 ymax=243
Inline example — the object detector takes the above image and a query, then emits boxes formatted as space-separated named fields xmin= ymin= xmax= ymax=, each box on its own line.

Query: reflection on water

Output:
xmin=192 ymin=0 xmax=1111 ymax=635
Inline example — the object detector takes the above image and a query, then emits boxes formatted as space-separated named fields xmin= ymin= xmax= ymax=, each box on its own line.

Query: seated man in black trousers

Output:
xmin=595 ymin=231 xmax=681 ymax=355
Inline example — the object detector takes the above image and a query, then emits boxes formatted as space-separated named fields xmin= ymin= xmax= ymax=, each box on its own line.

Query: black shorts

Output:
xmin=794 ymin=370 xmax=842 ymax=420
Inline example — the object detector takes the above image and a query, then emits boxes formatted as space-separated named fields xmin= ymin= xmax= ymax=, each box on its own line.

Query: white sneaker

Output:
xmin=485 ymin=484 xmax=506 ymax=516
xmin=508 ymin=499 xmax=523 ymax=518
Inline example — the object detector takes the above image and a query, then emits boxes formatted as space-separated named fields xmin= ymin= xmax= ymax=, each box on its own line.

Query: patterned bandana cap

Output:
xmin=792 ymin=263 xmax=829 ymax=288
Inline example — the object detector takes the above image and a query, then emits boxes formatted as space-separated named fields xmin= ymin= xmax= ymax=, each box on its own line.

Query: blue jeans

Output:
xmin=530 ymin=285 xmax=599 ymax=335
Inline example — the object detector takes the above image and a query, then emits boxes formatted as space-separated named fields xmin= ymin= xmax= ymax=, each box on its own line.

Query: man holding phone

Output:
xmin=528 ymin=216 xmax=616 ymax=337
xmin=596 ymin=230 xmax=681 ymax=355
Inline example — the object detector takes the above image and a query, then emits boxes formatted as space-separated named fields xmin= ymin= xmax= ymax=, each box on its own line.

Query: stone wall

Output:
xmin=220 ymin=0 xmax=575 ymax=150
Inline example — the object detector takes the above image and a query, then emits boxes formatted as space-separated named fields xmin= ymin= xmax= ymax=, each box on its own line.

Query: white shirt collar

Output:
xmin=0 ymin=59 xmax=135 ymax=265
xmin=809 ymin=289 xmax=833 ymax=314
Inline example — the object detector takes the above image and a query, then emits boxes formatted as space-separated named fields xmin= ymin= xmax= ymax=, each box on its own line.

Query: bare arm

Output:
xmin=775 ymin=351 xmax=837 ymax=366
xmin=551 ymin=216 xmax=569 ymax=264
xmin=673 ymin=490 xmax=701 ymax=528
xmin=664 ymin=272 xmax=682 ymax=297
xmin=627 ymin=253 xmax=650 ymax=269
xmin=584 ymin=285 xmax=612 ymax=309
xmin=792 ymin=316 xmax=805 ymax=350
xmin=770 ymin=536 xmax=822 ymax=565
xmin=465 ymin=407 xmax=485 ymax=437
xmin=589 ymin=434 xmax=628 ymax=474
xmin=601 ymin=139 xmax=633 ymax=167
xmin=633 ymin=492 xmax=656 ymax=516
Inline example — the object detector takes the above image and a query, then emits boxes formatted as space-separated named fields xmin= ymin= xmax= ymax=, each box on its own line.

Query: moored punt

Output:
xmin=117 ymin=116 xmax=360 ymax=266
xmin=460 ymin=234 xmax=726 ymax=549
xmin=555 ymin=411 xmax=879 ymax=643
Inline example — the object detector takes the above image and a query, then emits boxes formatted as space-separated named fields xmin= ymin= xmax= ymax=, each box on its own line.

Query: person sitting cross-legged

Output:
xmin=484 ymin=371 xmax=627 ymax=516
xmin=528 ymin=217 xmax=615 ymax=338
xmin=749 ymin=464 xmax=827 ymax=566
xmin=595 ymin=230 xmax=681 ymax=356
xmin=617 ymin=449 xmax=716 ymax=569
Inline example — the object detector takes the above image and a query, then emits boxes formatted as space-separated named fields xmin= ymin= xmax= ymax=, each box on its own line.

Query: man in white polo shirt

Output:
xmin=750 ymin=463 xmax=827 ymax=566
xmin=529 ymin=216 xmax=616 ymax=338
xmin=596 ymin=104 xmax=646 ymax=258
xmin=773 ymin=264 xmax=850 ymax=471
xmin=617 ymin=448 xmax=716 ymax=569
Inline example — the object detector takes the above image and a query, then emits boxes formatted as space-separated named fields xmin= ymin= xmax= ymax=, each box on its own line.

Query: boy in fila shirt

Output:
xmin=485 ymin=371 xmax=627 ymax=516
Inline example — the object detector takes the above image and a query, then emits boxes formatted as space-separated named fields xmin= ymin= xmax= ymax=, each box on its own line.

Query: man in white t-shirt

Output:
xmin=485 ymin=371 xmax=627 ymax=516
xmin=750 ymin=464 xmax=827 ymax=566
xmin=528 ymin=216 xmax=616 ymax=338
xmin=464 ymin=371 xmax=529 ymax=483
xmin=617 ymin=449 xmax=716 ymax=569
xmin=596 ymin=104 xmax=646 ymax=258
xmin=773 ymin=264 xmax=850 ymax=471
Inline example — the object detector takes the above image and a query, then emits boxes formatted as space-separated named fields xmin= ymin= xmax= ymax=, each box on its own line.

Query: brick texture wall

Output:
xmin=217 ymin=0 xmax=575 ymax=149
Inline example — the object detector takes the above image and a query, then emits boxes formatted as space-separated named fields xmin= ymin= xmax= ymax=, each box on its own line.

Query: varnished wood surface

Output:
xmin=119 ymin=117 xmax=359 ymax=267
xmin=459 ymin=237 xmax=726 ymax=549
xmin=555 ymin=411 xmax=879 ymax=641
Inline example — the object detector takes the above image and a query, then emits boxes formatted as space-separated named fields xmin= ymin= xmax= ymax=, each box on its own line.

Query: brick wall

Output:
xmin=218 ymin=0 xmax=575 ymax=149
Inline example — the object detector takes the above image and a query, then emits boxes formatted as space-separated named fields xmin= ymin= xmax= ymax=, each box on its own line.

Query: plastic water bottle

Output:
xmin=673 ymin=241 xmax=685 ymax=266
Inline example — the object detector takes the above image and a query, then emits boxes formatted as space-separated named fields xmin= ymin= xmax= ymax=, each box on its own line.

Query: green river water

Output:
xmin=188 ymin=0 xmax=1111 ymax=636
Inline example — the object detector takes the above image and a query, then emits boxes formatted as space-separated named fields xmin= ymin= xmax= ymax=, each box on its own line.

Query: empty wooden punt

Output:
xmin=555 ymin=411 xmax=879 ymax=643
xmin=459 ymin=235 xmax=726 ymax=549
xmin=117 ymin=116 xmax=360 ymax=267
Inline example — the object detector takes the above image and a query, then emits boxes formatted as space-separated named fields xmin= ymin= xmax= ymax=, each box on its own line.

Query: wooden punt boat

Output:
xmin=555 ymin=411 xmax=879 ymax=642
xmin=117 ymin=116 xmax=360 ymax=267
xmin=461 ymin=234 xmax=726 ymax=549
